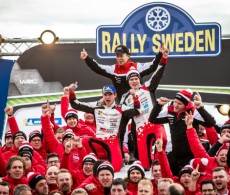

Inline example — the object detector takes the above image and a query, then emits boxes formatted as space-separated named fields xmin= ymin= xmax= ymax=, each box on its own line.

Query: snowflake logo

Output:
xmin=145 ymin=6 xmax=171 ymax=32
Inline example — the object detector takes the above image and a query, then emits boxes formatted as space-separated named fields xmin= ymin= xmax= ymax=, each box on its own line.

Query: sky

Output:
xmin=1 ymin=0 xmax=230 ymax=40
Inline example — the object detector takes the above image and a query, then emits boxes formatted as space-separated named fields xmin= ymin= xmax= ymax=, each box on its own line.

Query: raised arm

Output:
xmin=149 ymin=97 xmax=169 ymax=124
xmin=41 ymin=102 xmax=60 ymax=153
xmin=4 ymin=106 xmax=19 ymax=136
xmin=185 ymin=111 xmax=210 ymax=159
xmin=81 ymin=48 xmax=114 ymax=79
xmin=193 ymin=92 xmax=216 ymax=127
xmin=145 ymin=48 xmax=169 ymax=91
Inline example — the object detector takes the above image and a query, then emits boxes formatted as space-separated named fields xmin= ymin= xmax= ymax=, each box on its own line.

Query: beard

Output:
xmin=61 ymin=183 xmax=70 ymax=194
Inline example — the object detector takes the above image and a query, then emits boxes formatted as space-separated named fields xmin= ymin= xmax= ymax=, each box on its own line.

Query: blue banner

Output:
xmin=24 ymin=118 xmax=62 ymax=126
xmin=97 ymin=2 xmax=221 ymax=58
xmin=0 ymin=59 xmax=14 ymax=138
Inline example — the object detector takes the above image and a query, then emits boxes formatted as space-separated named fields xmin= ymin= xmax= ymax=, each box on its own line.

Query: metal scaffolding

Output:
xmin=0 ymin=33 xmax=230 ymax=57
xmin=0 ymin=35 xmax=96 ymax=56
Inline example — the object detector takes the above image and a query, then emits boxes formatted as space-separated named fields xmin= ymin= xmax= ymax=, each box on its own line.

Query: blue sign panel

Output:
xmin=25 ymin=118 xmax=62 ymax=126
xmin=97 ymin=2 xmax=221 ymax=58
xmin=0 ymin=59 xmax=14 ymax=138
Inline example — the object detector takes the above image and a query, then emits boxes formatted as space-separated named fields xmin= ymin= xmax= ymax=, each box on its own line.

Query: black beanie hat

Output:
xmin=178 ymin=166 xmax=193 ymax=181
xmin=128 ymin=160 xmax=145 ymax=179
xmin=13 ymin=131 xmax=27 ymax=143
xmin=29 ymin=130 xmax=42 ymax=142
xmin=28 ymin=173 xmax=46 ymax=189
xmin=83 ymin=153 xmax=98 ymax=166
xmin=97 ymin=161 xmax=114 ymax=177
xmin=5 ymin=130 xmax=12 ymax=140
xmin=18 ymin=151 xmax=33 ymax=161
xmin=220 ymin=124 xmax=230 ymax=133
xmin=65 ymin=109 xmax=78 ymax=121
xmin=126 ymin=67 xmax=140 ymax=81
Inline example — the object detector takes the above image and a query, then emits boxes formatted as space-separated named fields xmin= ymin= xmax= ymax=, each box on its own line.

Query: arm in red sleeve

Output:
xmin=49 ymin=113 xmax=60 ymax=133
xmin=60 ymin=152 xmax=70 ymax=170
xmin=8 ymin=116 xmax=19 ymax=136
xmin=78 ymin=146 xmax=87 ymax=163
xmin=61 ymin=96 xmax=70 ymax=119
xmin=186 ymin=128 xmax=210 ymax=159
xmin=33 ymin=151 xmax=47 ymax=170
xmin=158 ymin=150 xmax=174 ymax=179
xmin=41 ymin=114 xmax=60 ymax=153
xmin=0 ymin=149 xmax=7 ymax=176
xmin=205 ymin=127 xmax=219 ymax=146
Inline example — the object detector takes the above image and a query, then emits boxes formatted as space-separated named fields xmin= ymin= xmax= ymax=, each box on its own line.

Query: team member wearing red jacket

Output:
xmin=41 ymin=104 xmax=91 ymax=171
xmin=3 ymin=132 xmax=46 ymax=172
xmin=155 ymin=136 xmax=199 ymax=195
xmin=1 ymin=130 xmax=13 ymax=153
xmin=18 ymin=146 xmax=46 ymax=176
xmin=80 ymin=161 xmax=114 ymax=195
xmin=5 ymin=106 xmax=48 ymax=161
xmin=124 ymin=161 xmax=145 ymax=195
xmin=50 ymin=102 xmax=96 ymax=137
xmin=61 ymin=88 xmax=96 ymax=134
xmin=61 ymin=137 xmax=97 ymax=188
xmin=185 ymin=112 xmax=230 ymax=176
xmin=2 ymin=156 xmax=28 ymax=195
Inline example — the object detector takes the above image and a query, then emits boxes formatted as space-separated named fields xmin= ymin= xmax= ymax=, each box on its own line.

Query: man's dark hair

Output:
xmin=168 ymin=184 xmax=185 ymax=195
xmin=112 ymin=178 xmax=127 ymax=190
xmin=0 ymin=181 xmax=11 ymax=193
xmin=151 ymin=160 xmax=159 ymax=166
xmin=93 ymin=160 xmax=105 ymax=177
xmin=46 ymin=153 xmax=60 ymax=163
xmin=200 ymin=180 xmax=216 ymax=191
xmin=6 ymin=156 xmax=26 ymax=172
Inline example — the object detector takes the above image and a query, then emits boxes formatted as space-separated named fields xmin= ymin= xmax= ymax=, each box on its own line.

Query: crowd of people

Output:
xmin=0 ymin=44 xmax=230 ymax=195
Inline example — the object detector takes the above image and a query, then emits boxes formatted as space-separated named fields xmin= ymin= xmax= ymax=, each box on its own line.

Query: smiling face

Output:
xmin=8 ymin=160 xmax=24 ymax=179
xmin=129 ymin=170 xmax=142 ymax=183
xmin=66 ymin=117 xmax=78 ymax=128
xmin=83 ymin=162 xmax=94 ymax=176
xmin=173 ymin=99 xmax=186 ymax=113
xmin=179 ymin=173 xmax=192 ymax=188
xmin=46 ymin=166 xmax=59 ymax=185
xmin=213 ymin=169 xmax=229 ymax=192
xmin=216 ymin=149 xmax=227 ymax=167
xmin=151 ymin=165 xmax=162 ymax=182
xmin=14 ymin=136 xmax=26 ymax=148
xmin=116 ymin=53 xmax=130 ymax=65
xmin=128 ymin=76 xmax=141 ymax=90
xmin=98 ymin=170 xmax=113 ymax=188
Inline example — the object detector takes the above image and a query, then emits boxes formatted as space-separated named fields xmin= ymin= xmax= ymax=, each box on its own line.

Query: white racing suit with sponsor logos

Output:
xmin=70 ymin=97 xmax=140 ymax=172
xmin=120 ymin=62 xmax=167 ymax=169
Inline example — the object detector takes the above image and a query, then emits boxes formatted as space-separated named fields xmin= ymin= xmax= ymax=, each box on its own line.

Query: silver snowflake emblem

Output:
xmin=146 ymin=6 xmax=171 ymax=32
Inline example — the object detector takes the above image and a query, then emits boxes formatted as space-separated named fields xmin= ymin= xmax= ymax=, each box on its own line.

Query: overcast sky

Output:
xmin=1 ymin=0 xmax=230 ymax=39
